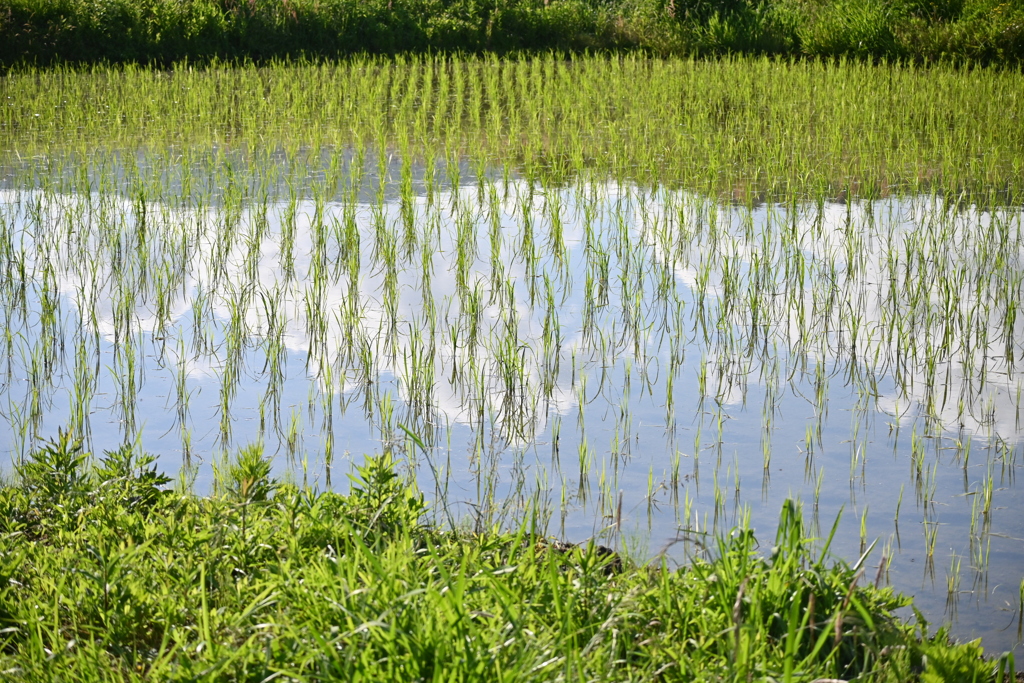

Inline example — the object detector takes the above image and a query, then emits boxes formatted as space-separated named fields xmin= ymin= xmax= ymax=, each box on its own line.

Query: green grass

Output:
xmin=1 ymin=0 xmax=1024 ymax=67
xmin=0 ymin=433 xmax=1012 ymax=681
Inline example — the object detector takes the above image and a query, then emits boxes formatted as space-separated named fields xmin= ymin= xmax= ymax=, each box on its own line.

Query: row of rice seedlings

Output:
xmin=6 ymin=56 xmax=1024 ymax=209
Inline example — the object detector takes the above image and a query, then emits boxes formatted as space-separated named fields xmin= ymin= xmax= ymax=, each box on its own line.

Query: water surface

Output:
xmin=2 ymin=163 xmax=1022 ymax=654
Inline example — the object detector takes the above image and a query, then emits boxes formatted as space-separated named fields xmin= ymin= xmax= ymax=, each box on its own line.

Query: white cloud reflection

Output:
xmin=3 ymin=181 xmax=1023 ymax=450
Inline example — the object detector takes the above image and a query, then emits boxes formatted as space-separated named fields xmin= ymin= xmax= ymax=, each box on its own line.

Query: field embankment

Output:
xmin=0 ymin=435 xmax=1015 ymax=681
xmin=1 ymin=0 xmax=1023 ymax=68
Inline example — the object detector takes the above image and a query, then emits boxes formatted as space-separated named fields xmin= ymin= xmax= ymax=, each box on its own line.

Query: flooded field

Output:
xmin=2 ymin=56 xmax=1023 ymax=655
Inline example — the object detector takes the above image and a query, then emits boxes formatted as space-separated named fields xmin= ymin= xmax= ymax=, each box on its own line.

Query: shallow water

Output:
xmin=2 ymin=165 xmax=1022 ymax=655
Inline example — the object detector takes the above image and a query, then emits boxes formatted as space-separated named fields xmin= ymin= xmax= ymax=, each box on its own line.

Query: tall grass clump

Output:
xmin=1 ymin=0 xmax=1022 ymax=66
xmin=0 ymin=0 xmax=636 ymax=67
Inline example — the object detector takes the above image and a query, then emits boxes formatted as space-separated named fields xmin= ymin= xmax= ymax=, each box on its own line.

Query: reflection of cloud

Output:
xmin=160 ymin=341 xmax=223 ymax=380
xmin=674 ymin=265 xmax=723 ymax=298
xmin=3 ymin=185 xmax=586 ymax=443
xmin=791 ymin=198 xmax=1023 ymax=441
xmin=704 ymin=354 xmax=746 ymax=406
xmin=4 ymin=182 xmax=1023 ymax=447
xmin=632 ymin=188 xmax=1024 ymax=441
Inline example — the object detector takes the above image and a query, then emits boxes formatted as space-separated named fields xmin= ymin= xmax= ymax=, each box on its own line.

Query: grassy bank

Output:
xmin=1 ymin=0 xmax=1023 ymax=68
xmin=0 ymin=433 xmax=1016 ymax=681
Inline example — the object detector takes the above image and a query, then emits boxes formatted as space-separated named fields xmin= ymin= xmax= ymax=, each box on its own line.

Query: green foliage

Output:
xmin=94 ymin=443 xmax=172 ymax=513
xmin=0 ymin=437 xmax=1010 ymax=682
xmin=221 ymin=442 xmax=276 ymax=503
xmin=8 ymin=431 xmax=91 ymax=537
xmin=900 ymin=0 xmax=965 ymax=21
xmin=698 ymin=3 xmax=798 ymax=53
xmin=921 ymin=635 xmax=992 ymax=682
xmin=0 ymin=0 xmax=1021 ymax=65
xmin=347 ymin=449 xmax=427 ymax=537
xmin=15 ymin=429 xmax=89 ymax=503
xmin=0 ymin=544 xmax=21 ymax=640
xmin=795 ymin=0 xmax=903 ymax=57
xmin=3 ymin=435 xmax=174 ymax=541
xmin=0 ymin=0 xmax=632 ymax=66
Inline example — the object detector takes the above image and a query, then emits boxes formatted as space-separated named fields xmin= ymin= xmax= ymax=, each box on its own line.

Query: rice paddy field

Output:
xmin=2 ymin=55 xmax=1024 ymax=658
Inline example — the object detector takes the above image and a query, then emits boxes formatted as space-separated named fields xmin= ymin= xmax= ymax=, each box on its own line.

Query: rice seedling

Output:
xmin=924 ymin=520 xmax=940 ymax=560
xmin=970 ymin=528 xmax=992 ymax=574
xmin=946 ymin=551 xmax=963 ymax=614
xmin=1019 ymin=578 xmax=1024 ymax=640
xmin=860 ymin=507 xmax=869 ymax=555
